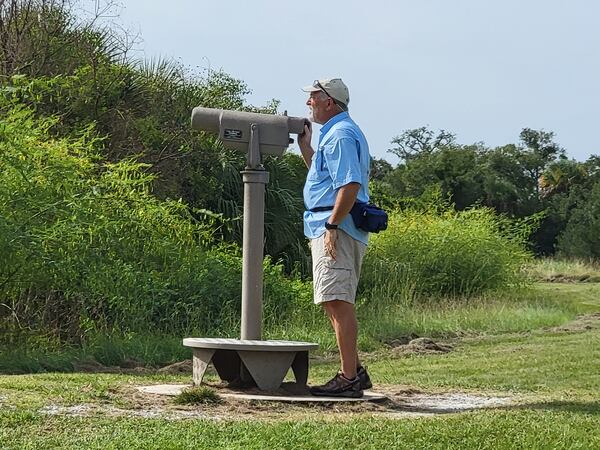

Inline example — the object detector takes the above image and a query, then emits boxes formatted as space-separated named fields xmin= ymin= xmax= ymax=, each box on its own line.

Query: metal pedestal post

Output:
xmin=240 ymin=169 xmax=269 ymax=340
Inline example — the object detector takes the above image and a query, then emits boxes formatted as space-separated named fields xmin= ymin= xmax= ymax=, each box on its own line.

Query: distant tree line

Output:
xmin=370 ymin=127 xmax=600 ymax=259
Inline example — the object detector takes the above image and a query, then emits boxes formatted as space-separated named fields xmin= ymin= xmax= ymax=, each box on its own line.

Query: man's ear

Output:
xmin=329 ymin=100 xmax=342 ymax=113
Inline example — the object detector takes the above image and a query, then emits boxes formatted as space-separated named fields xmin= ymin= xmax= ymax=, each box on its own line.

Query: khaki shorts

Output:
xmin=311 ymin=230 xmax=367 ymax=305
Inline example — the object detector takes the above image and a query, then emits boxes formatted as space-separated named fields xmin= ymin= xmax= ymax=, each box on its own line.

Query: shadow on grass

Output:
xmin=504 ymin=400 xmax=600 ymax=415
xmin=380 ymin=397 xmax=600 ymax=416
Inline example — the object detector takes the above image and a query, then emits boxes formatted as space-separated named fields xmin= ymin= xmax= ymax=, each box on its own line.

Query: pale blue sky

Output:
xmin=111 ymin=0 xmax=599 ymax=163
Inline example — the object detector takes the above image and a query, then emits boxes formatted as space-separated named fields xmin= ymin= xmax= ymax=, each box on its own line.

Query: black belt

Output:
xmin=308 ymin=202 xmax=365 ymax=213
xmin=309 ymin=206 xmax=334 ymax=212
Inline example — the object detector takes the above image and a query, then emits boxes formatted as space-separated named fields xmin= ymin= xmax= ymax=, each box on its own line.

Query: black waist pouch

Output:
xmin=349 ymin=202 xmax=388 ymax=233
xmin=310 ymin=202 xmax=388 ymax=233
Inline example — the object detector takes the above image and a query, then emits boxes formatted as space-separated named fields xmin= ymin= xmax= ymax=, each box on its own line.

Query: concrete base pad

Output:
xmin=137 ymin=384 xmax=387 ymax=403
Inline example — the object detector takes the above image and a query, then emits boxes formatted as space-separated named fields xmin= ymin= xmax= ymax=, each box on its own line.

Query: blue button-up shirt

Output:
xmin=303 ymin=111 xmax=370 ymax=245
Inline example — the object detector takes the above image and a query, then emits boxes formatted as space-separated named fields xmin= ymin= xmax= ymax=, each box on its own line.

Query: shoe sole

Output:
xmin=309 ymin=389 xmax=364 ymax=399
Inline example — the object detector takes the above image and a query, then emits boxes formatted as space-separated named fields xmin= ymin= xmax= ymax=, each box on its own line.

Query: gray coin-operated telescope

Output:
xmin=191 ymin=107 xmax=306 ymax=168
xmin=190 ymin=107 xmax=307 ymax=339
xmin=185 ymin=107 xmax=318 ymax=392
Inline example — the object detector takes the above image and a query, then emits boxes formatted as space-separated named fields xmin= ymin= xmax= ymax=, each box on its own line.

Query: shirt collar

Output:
xmin=319 ymin=111 xmax=349 ymax=138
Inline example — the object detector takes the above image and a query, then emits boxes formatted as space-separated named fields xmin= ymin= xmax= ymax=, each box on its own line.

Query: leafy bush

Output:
xmin=0 ymin=104 xmax=311 ymax=342
xmin=360 ymin=206 xmax=533 ymax=300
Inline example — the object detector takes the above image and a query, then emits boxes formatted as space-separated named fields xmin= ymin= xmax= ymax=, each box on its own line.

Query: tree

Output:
xmin=556 ymin=181 xmax=600 ymax=259
xmin=479 ymin=144 xmax=538 ymax=216
xmin=0 ymin=0 xmax=131 ymax=78
xmin=543 ymin=155 xmax=600 ymax=258
xmin=517 ymin=128 xmax=565 ymax=197
xmin=370 ymin=157 xmax=393 ymax=181
xmin=388 ymin=126 xmax=455 ymax=162
xmin=539 ymin=159 xmax=587 ymax=198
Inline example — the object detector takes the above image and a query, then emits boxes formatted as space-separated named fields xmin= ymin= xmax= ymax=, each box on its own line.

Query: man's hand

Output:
xmin=298 ymin=123 xmax=312 ymax=150
xmin=298 ymin=123 xmax=314 ymax=167
xmin=324 ymin=228 xmax=338 ymax=260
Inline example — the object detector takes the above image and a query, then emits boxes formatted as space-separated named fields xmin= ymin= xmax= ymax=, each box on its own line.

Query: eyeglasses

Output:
xmin=313 ymin=80 xmax=346 ymax=110
xmin=313 ymin=80 xmax=334 ymax=101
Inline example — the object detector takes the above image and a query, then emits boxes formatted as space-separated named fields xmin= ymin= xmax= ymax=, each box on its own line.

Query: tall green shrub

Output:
xmin=0 ymin=105 xmax=311 ymax=342
xmin=360 ymin=207 xmax=532 ymax=300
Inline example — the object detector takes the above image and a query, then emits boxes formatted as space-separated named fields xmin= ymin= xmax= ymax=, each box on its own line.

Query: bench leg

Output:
xmin=291 ymin=351 xmax=309 ymax=386
xmin=192 ymin=348 xmax=215 ymax=385
xmin=237 ymin=350 xmax=295 ymax=390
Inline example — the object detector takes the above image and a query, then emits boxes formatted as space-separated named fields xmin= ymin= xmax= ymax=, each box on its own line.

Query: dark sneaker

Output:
xmin=357 ymin=366 xmax=373 ymax=390
xmin=310 ymin=372 xmax=363 ymax=398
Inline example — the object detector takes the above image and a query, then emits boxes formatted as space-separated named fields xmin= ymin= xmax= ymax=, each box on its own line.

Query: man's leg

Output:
xmin=324 ymin=307 xmax=362 ymax=374
xmin=309 ymin=231 xmax=367 ymax=396
xmin=323 ymin=300 xmax=358 ymax=379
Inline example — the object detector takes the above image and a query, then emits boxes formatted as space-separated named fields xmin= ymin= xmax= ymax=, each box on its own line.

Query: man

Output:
xmin=298 ymin=78 xmax=372 ymax=398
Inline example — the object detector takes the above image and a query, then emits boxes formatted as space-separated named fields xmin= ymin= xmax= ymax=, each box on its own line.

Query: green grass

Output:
xmin=1 ymin=410 xmax=598 ymax=450
xmin=270 ymin=282 xmax=599 ymax=353
xmin=351 ymin=329 xmax=600 ymax=396
xmin=1 ymin=282 xmax=599 ymax=448
xmin=2 ymin=328 xmax=598 ymax=410
xmin=0 ymin=372 xmax=193 ymax=411
xmin=534 ymin=282 xmax=600 ymax=311
xmin=2 ymin=282 xmax=598 ymax=373
xmin=0 ymin=334 xmax=191 ymax=375
xmin=0 ymin=333 xmax=598 ymax=448
xmin=0 ymin=326 xmax=599 ymax=449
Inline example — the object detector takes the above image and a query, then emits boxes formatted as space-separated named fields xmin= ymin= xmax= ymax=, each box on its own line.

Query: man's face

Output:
xmin=306 ymin=91 xmax=332 ymax=124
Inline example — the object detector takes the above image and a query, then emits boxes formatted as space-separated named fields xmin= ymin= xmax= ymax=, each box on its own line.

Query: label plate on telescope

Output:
xmin=224 ymin=128 xmax=243 ymax=140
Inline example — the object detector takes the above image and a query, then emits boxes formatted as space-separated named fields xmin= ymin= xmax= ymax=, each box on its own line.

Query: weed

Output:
xmin=174 ymin=386 xmax=222 ymax=405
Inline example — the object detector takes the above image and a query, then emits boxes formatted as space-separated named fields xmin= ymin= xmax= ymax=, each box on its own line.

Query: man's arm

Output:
xmin=324 ymin=182 xmax=361 ymax=260
xmin=298 ymin=123 xmax=314 ymax=168
xmin=329 ymin=182 xmax=360 ymax=225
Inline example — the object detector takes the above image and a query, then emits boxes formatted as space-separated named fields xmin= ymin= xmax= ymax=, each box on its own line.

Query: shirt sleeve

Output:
xmin=324 ymin=136 xmax=362 ymax=190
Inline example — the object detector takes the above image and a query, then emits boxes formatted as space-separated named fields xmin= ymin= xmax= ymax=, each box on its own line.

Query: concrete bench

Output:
xmin=183 ymin=338 xmax=319 ymax=391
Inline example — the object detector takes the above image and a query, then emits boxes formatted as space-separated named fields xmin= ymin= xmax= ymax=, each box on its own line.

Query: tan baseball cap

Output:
xmin=302 ymin=78 xmax=350 ymax=110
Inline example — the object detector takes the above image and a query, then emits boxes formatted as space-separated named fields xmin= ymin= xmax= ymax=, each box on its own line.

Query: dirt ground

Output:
xmin=39 ymin=381 xmax=515 ymax=421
